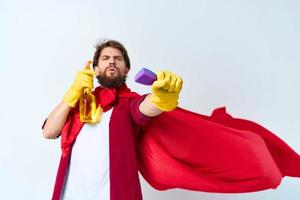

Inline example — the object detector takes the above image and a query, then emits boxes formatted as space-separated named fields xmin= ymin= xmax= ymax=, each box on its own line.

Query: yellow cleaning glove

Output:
xmin=63 ymin=64 xmax=96 ymax=107
xmin=151 ymin=71 xmax=183 ymax=111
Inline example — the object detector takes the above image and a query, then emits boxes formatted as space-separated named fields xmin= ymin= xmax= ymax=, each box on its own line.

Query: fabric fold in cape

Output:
xmin=136 ymin=107 xmax=300 ymax=193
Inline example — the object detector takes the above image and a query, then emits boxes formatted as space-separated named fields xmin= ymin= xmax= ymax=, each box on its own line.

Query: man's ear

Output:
xmin=125 ymin=67 xmax=130 ymax=75
xmin=94 ymin=66 xmax=100 ymax=75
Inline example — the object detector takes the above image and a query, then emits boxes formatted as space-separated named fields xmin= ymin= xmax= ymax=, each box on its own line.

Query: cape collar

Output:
xmin=93 ymin=84 xmax=136 ymax=112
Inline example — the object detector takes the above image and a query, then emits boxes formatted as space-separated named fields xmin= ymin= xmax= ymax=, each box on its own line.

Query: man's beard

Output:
xmin=96 ymin=72 xmax=127 ymax=88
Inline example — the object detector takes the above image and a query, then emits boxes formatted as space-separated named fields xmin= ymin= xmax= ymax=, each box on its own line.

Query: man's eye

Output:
xmin=117 ymin=57 xmax=123 ymax=61
xmin=102 ymin=57 xmax=109 ymax=60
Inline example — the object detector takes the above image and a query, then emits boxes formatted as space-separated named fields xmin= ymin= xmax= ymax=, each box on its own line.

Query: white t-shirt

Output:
xmin=61 ymin=108 xmax=113 ymax=200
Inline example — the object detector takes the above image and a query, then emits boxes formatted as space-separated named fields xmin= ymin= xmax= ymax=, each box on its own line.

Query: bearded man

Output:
xmin=43 ymin=39 xmax=300 ymax=200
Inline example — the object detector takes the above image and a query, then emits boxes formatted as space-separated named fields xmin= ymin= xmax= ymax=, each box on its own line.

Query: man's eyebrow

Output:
xmin=100 ymin=55 xmax=111 ymax=59
xmin=100 ymin=55 xmax=123 ymax=58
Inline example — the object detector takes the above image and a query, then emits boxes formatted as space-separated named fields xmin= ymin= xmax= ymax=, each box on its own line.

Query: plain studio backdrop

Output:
xmin=1 ymin=0 xmax=299 ymax=199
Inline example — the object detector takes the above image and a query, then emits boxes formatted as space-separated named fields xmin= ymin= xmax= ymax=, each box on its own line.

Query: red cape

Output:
xmin=50 ymin=86 xmax=300 ymax=198
xmin=137 ymin=106 xmax=300 ymax=193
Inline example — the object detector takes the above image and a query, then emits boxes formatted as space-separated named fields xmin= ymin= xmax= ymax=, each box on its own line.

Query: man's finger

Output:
xmin=162 ymin=71 xmax=171 ymax=90
xmin=81 ymin=69 xmax=96 ymax=76
xmin=152 ymin=79 xmax=166 ymax=89
xmin=174 ymin=75 xmax=183 ymax=92
xmin=168 ymin=73 xmax=177 ymax=92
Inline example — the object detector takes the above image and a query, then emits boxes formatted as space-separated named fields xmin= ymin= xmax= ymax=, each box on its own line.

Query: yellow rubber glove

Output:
xmin=63 ymin=64 xmax=96 ymax=107
xmin=151 ymin=71 xmax=183 ymax=111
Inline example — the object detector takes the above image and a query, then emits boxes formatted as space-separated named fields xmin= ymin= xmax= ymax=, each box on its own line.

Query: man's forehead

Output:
xmin=100 ymin=47 xmax=123 ymax=56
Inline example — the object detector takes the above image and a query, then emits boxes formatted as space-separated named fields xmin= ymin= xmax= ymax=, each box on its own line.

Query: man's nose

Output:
xmin=109 ymin=58 xmax=116 ymax=65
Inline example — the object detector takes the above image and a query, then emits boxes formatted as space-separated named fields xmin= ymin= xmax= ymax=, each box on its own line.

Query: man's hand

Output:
xmin=151 ymin=71 xmax=183 ymax=111
xmin=63 ymin=66 xmax=96 ymax=107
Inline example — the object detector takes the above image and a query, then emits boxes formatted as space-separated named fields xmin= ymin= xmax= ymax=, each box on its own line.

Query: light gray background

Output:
xmin=1 ymin=0 xmax=299 ymax=199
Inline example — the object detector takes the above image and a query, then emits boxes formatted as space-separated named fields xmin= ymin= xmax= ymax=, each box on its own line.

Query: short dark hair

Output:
xmin=92 ymin=39 xmax=131 ymax=69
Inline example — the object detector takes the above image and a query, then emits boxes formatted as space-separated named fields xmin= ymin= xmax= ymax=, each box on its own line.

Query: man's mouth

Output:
xmin=106 ymin=67 xmax=118 ymax=76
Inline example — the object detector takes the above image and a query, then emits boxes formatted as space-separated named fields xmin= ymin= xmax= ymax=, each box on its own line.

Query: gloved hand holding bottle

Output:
xmin=63 ymin=61 xmax=96 ymax=108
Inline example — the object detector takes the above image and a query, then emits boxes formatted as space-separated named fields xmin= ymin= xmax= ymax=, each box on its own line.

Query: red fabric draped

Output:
xmin=137 ymin=107 xmax=300 ymax=193
xmin=61 ymin=84 xmax=138 ymax=157
xmin=52 ymin=84 xmax=140 ymax=200
xmin=53 ymin=86 xmax=300 ymax=198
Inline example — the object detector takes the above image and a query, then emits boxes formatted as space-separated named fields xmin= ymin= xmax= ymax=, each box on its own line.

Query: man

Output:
xmin=43 ymin=40 xmax=300 ymax=200
xmin=42 ymin=39 xmax=183 ymax=200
